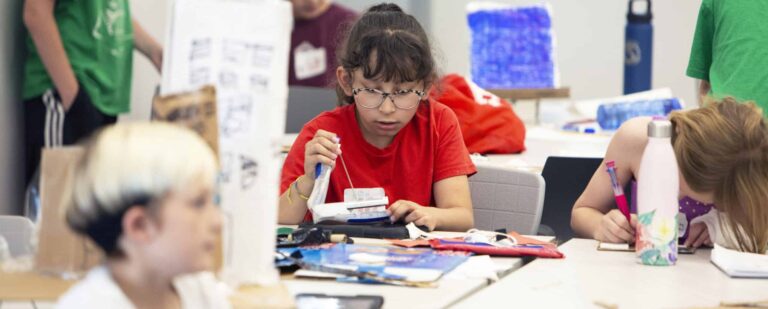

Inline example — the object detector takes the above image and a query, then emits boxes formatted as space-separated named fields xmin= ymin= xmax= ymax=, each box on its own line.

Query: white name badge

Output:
xmin=293 ymin=41 xmax=327 ymax=80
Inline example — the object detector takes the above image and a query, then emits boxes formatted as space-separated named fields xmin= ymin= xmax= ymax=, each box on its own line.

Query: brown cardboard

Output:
xmin=152 ymin=85 xmax=224 ymax=271
xmin=152 ymin=85 xmax=220 ymax=159
xmin=35 ymin=147 xmax=103 ymax=275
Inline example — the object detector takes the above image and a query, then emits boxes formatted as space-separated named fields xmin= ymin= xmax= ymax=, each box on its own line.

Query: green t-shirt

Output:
xmin=686 ymin=0 xmax=768 ymax=116
xmin=23 ymin=0 xmax=134 ymax=116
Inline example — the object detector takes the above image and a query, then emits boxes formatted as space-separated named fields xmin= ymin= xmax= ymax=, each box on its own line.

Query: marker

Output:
xmin=605 ymin=160 xmax=631 ymax=223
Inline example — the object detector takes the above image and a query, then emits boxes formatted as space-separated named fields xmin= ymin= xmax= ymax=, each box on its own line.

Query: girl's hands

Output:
xmin=387 ymin=200 xmax=438 ymax=231
xmin=684 ymin=223 xmax=713 ymax=248
xmin=594 ymin=209 xmax=638 ymax=244
xmin=304 ymin=129 xmax=341 ymax=179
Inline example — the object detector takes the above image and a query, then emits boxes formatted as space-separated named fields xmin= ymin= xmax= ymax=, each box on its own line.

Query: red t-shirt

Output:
xmin=280 ymin=101 xmax=477 ymax=222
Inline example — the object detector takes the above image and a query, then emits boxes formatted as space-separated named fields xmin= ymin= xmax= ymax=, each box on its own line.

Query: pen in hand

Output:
xmin=605 ymin=160 xmax=631 ymax=223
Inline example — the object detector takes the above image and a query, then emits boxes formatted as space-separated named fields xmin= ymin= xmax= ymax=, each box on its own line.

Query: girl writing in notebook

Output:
xmin=572 ymin=98 xmax=768 ymax=254
xmin=279 ymin=3 xmax=476 ymax=231
xmin=58 ymin=123 xmax=230 ymax=308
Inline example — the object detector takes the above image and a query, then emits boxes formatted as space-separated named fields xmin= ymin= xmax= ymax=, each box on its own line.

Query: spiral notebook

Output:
xmin=711 ymin=244 xmax=768 ymax=278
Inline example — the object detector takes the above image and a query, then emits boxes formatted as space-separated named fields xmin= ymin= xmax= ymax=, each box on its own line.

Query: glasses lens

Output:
xmin=391 ymin=92 xmax=421 ymax=109
xmin=355 ymin=89 xmax=383 ymax=108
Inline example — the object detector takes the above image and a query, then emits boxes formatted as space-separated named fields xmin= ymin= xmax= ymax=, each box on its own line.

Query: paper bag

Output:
xmin=35 ymin=147 xmax=103 ymax=275
xmin=152 ymin=85 xmax=219 ymax=158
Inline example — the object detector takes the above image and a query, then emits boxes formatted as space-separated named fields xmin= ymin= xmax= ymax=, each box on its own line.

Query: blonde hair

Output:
xmin=671 ymin=97 xmax=768 ymax=253
xmin=66 ymin=122 xmax=217 ymax=255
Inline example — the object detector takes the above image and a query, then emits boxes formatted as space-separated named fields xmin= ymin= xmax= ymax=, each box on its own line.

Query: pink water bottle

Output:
xmin=636 ymin=119 xmax=679 ymax=266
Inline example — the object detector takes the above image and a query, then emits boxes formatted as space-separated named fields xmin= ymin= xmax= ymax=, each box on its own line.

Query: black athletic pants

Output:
xmin=23 ymin=87 xmax=117 ymax=186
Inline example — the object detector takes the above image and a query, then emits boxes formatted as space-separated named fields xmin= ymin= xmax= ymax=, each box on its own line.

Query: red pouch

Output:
xmin=430 ymin=74 xmax=526 ymax=154
xmin=428 ymin=239 xmax=564 ymax=259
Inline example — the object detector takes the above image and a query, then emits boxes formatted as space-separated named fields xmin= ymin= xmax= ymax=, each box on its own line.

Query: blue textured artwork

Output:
xmin=468 ymin=4 xmax=557 ymax=89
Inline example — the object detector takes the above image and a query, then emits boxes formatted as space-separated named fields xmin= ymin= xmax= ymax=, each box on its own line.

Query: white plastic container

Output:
xmin=636 ymin=119 xmax=679 ymax=266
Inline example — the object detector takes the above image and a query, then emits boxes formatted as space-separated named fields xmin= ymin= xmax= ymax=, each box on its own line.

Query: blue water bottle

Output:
xmin=623 ymin=0 xmax=653 ymax=94
xmin=596 ymin=98 xmax=682 ymax=130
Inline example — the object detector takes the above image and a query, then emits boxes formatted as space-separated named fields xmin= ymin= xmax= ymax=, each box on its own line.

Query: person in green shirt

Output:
xmin=686 ymin=0 xmax=768 ymax=114
xmin=22 ymin=0 xmax=162 ymax=185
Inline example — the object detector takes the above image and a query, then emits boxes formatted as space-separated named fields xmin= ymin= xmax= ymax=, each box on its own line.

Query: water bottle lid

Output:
xmin=627 ymin=0 xmax=652 ymax=23
xmin=647 ymin=119 xmax=672 ymax=138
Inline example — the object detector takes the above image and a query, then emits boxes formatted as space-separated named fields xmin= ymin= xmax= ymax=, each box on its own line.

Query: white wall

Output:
xmin=0 ymin=0 xmax=25 ymax=215
xmin=120 ymin=1 xmax=169 ymax=122
xmin=428 ymin=0 xmax=701 ymax=106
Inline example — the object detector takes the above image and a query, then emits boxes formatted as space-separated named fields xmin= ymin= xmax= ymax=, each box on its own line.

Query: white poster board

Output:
xmin=162 ymin=0 xmax=292 ymax=286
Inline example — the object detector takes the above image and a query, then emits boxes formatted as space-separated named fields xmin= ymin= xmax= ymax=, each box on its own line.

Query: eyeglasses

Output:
xmin=352 ymin=87 xmax=426 ymax=110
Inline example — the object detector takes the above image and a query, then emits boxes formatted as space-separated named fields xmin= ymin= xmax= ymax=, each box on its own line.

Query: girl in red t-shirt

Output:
xmin=278 ymin=3 xmax=477 ymax=231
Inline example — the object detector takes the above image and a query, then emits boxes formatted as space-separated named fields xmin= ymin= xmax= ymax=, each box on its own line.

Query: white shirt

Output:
xmin=56 ymin=266 xmax=232 ymax=309
xmin=691 ymin=209 xmax=767 ymax=253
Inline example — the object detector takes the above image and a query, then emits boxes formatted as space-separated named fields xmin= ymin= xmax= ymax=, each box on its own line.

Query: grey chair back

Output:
xmin=469 ymin=164 xmax=545 ymax=235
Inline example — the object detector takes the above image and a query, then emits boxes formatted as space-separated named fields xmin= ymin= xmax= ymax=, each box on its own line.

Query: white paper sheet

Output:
xmin=162 ymin=0 xmax=292 ymax=287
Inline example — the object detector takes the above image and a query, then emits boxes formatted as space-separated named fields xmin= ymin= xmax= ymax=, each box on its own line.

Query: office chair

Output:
xmin=469 ymin=164 xmax=545 ymax=235
xmin=539 ymin=156 xmax=602 ymax=243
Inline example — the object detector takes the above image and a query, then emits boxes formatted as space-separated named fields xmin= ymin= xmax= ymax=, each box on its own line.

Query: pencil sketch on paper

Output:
xmin=251 ymin=44 xmax=274 ymax=68
xmin=223 ymin=39 xmax=249 ymax=64
xmin=189 ymin=67 xmax=211 ymax=87
xmin=220 ymin=94 xmax=253 ymax=138
xmin=240 ymin=154 xmax=258 ymax=190
xmin=220 ymin=152 xmax=234 ymax=184
xmin=250 ymin=74 xmax=269 ymax=93
xmin=219 ymin=70 xmax=239 ymax=89
xmin=189 ymin=38 xmax=212 ymax=61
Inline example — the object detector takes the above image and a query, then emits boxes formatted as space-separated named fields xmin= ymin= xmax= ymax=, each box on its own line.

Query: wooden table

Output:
xmin=453 ymin=238 xmax=768 ymax=309
xmin=488 ymin=87 xmax=571 ymax=124
xmin=0 ymin=270 xmax=293 ymax=309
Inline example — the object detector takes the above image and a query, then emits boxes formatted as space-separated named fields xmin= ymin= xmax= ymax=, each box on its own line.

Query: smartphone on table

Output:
xmin=295 ymin=293 xmax=384 ymax=309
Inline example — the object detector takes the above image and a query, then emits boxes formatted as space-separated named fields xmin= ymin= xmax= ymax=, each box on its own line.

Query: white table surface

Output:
xmin=476 ymin=126 xmax=610 ymax=173
xmin=453 ymin=238 xmax=768 ymax=309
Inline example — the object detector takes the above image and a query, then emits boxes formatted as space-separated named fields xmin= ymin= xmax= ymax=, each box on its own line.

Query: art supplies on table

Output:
xmin=297 ymin=223 xmax=413 ymax=240
xmin=429 ymin=239 xmax=564 ymax=258
xmin=596 ymin=242 xmax=634 ymax=252
xmin=562 ymin=120 xmax=601 ymax=134
xmin=308 ymin=160 xmax=390 ymax=224
xmin=276 ymin=227 xmax=350 ymax=248
xmin=392 ymin=228 xmax=564 ymax=258
xmin=711 ymin=244 xmax=768 ymax=278
xmin=277 ymin=243 xmax=471 ymax=286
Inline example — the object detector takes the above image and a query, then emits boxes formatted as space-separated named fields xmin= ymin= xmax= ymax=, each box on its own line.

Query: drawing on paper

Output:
xmin=220 ymin=95 xmax=253 ymax=138
xmin=240 ymin=154 xmax=258 ymax=190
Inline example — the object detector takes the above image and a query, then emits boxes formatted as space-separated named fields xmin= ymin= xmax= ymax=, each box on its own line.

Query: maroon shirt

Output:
xmin=289 ymin=3 xmax=358 ymax=87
